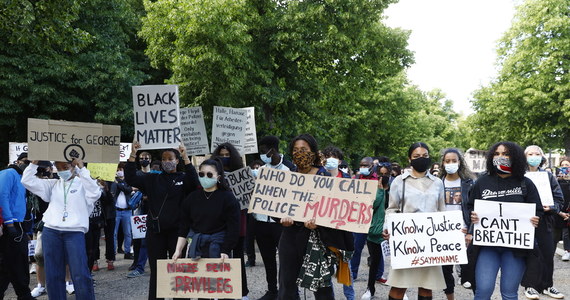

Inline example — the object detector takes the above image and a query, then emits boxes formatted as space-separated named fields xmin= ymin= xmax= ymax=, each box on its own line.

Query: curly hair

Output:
xmin=485 ymin=141 xmax=526 ymax=180
xmin=322 ymin=146 xmax=344 ymax=160
xmin=289 ymin=134 xmax=322 ymax=167
xmin=439 ymin=148 xmax=476 ymax=180
xmin=212 ymin=142 xmax=244 ymax=172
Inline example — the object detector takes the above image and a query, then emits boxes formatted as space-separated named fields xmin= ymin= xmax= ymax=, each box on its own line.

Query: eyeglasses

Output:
xmin=198 ymin=172 xmax=215 ymax=178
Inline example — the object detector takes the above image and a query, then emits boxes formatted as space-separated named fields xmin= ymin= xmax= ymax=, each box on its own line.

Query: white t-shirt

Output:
xmin=444 ymin=178 xmax=462 ymax=211
xmin=116 ymin=191 xmax=128 ymax=209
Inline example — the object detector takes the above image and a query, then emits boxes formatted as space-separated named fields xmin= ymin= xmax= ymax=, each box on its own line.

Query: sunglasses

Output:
xmin=198 ymin=172 xmax=216 ymax=178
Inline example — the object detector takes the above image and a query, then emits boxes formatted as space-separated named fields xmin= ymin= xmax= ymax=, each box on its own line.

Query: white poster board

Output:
xmin=473 ymin=200 xmax=536 ymax=249
xmin=179 ymin=107 xmax=209 ymax=155
xmin=525 ymin=172 xmax=554 ymax=206
xmin=119 ymin=143 xmax=132 ymax=162
xmin=243 ymin=107 xmax=257 ymax=154
xmin=9 ymin=142 xmax=28 ymax=165
xmin=387 ymin=211 xmax=467 ymax=269
xmin=211 ymin=106 xmax=247 ymax=154
xmin=130 ymin=214 xmax=147 ymax=239
xmin=465 ymin=149 xmax=486 ymax=173
xmin=132 ymin=85 xmax=181 ymax=149
xmin=226 ymin=167 xmax=255 ymax=210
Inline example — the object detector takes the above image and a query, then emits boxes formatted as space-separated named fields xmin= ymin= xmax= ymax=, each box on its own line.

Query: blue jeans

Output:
xmin=349 ymin=233 xmax=384 ymax=280
xmin=42 ymin=227 xmax=95 ymax=300
xmin=114 ymin=209 xmax=132 ymax=254
xmin=474 ymin=247 xmax=526 ymax=300
xmin=135 ymin=238 xmax=148 ymax=273
xmin=342 ymin=272 xmax=355 ymax=300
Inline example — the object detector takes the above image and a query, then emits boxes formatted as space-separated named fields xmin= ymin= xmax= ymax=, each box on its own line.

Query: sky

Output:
xmin=383 ymin=0 xmax=517 ymax=115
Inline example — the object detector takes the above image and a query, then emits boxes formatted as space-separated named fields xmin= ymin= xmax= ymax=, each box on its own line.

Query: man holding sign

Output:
xmin=466 ymin=142 xmax=543 ymax=300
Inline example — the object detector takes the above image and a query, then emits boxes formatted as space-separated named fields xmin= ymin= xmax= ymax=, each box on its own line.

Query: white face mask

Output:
xmin=58 ymin=170 xmax=73 ymax=181
xmin=444 ymin=163 xmax=459 ymax=174
xmin=340 ymin=167 xmax=349 ymax=174
xmin=325 ymin=158 xmax=339 ymax=170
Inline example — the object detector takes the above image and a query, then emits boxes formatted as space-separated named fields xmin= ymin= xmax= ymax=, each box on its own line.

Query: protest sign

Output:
xmin=132 ymin=85 xmax=181 ymax=149
xmin=119 ymin=143 xmax=132 ymax=162
xmin=27 ymin=118 xmax=120 ymax=163
xmin=87 ymin=163 xmax=117 ymax=181
xmin=9 ymin=142 xmax=28 ymax=165
xmin=226 ymin=167 xmax=255 ymax=210
xmin=211 ymin=106 xmax=247 ymax=154
xmin=156 ymin=258 xmax=241 ymax=299
xmin=525 ymin=172 xmax=554 ymax=206
xmin=249 ymin=168 xmax=378 ymax=233
xmin=473 ymin=199 xmax=536 ymax=249
xmin=465 ymin=148 xmax=486 ymax=173
xmin=386 ymin=211 xmax=467 ymax=269
xmin=242 ymin=107 xmax=257 ymax=154
xmin=28 ymin=240 xmax=37 ymax=257
xmin=179 ymin=107 xmax=209 ymax=155
xmin=131 ymin=215 xmax=147 ymax=239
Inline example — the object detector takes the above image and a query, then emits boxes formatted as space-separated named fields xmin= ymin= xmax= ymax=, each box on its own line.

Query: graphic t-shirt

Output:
xmin=444 ymin=178 xmax=462 ymax=211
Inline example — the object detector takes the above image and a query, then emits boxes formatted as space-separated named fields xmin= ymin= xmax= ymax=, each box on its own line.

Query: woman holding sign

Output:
xmin=465 ymin=141 xmax=543 ymax=300
xmin=383 ymin=142 xmax=446 ymax=300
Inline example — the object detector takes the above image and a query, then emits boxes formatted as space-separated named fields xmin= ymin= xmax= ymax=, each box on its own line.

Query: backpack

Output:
xmin=128 ymin=191 xmax=143 ymax=210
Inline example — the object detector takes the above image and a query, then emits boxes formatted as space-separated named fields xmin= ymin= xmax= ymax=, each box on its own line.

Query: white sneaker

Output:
xmin=31 ymin=284 xmax=46 ymax=298
xmin=562 ymin=251 xmax=570 ymax=261
xmin=544 ymin=287 xmax=564 ymax=299
xmin=66 ymin=281 xmax=75 ymax=295
xmin=525 ymin=287 xmax=540 ymax=300
xmin=403 ymin=293 xmax=409 ymax=300
xmin=463 ymin=281 xmax=472 ymax=289
xmin=361 ymin=289 xmax=372 ymax=300
xmin=29 ymin=263 xmax=37 ymax=274
xmin=242 ymin=297 xmax=249 ymax=300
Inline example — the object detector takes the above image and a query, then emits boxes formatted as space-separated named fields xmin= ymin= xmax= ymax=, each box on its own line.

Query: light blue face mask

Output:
xmin=58 ymin=170 xmax=73 ymax=181
xmin=199 ymin=177 xmax=218 ymax=189
xmin=260 ymin=154 xmax=272 ymax=165
xmin=359 ymin=167 xmax=370 ymax=176
xmin=251 ymin=169 xmax=259 ymax=177
xmin=527 ymin=156 xmax=542 ymax=167
xmin=325 ymin=158 xmax=339 ymax=170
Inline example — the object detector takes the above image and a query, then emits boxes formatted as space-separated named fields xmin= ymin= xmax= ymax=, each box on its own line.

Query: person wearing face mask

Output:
xmin=110 ymin=163 xmax=134 ymax=260
xmin=259 ymin=135 xmax=296 ymax=172
xmin=21 ymin=158 xmax=101 ymax=300
xmin=0 ymin=152 xmax=34 ymax=300
xmin=125 ymin=141 xmax=200 ymax=300
xmin=244 ymin=160 xmax=263 ymax=271
xmin=212 ymin=142 xmax=244 ymax=173
xmin=382 ymin=142 xmax=446 ymax=300
xmin=520 ymin=145 xmax=564 ymax=299
xmin=438 ymin=148 xmax=476 ymax=299
xmin=464 ymin=141 xmax=543 ymax=300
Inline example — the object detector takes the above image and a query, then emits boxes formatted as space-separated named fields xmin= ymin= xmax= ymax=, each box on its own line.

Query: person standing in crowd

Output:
xmin=125 ymin=142 xmax=199 ymax=300
xmin=244 ymin=159 xmax=264 ymax=269
xmin=465 ymin=141 xmax=543 ymax=300
xmin=85 ymin=181 xmax=106 ymax=274
xmin=111 ymin=162 xmax=134 ymax=259
xmin=22 ymin=158 xmax=100 ymax=300
xmin=0 ymin=153 xmax=34 ymax=300
xmin=521 ymin=145 xmax=564 ymax=299
xmin=99 ymin=179 xmax=117 ymax=271
xmin=383 ymin=142 xmax=446 ymax=300
xmin=437 ymin=148 xmax=476 ymax=299
xmin=278 ymin=134 xmax=354 ymax=300
xmin=554 ymin=157 xmax=570 ymax=261
xmin=212 ymin=142 xmax=249 ymax=300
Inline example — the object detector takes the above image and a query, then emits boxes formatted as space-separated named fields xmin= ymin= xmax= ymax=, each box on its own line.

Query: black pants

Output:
xmin=245 ymin=214 xmax=256 ymax=263
xmin=104 ymin=218 xmax=116 ymax=261
xmin=231 ymin=236 xmax=249 ymax=296
xmin=255 ymin=221 xmax=282 ymax=293
xmin=366 ymin=240 xmax=382 ymax=295
xmin=277 ymin=226 xmax=333 ymax=300
xmin=85 ymin=223 xmax=102 ymax=271
xmin=521 ymin=224 xmax=554 ymax=291
xmin=146 ymin=228 xmax=182 ymax=300
xmin=0 ymin=224 xmax=33 ymax=300
xmin=442 ymin=265 xmax=455 ymax=294
xmin=132 ymin=238 xmax=141 ymax=263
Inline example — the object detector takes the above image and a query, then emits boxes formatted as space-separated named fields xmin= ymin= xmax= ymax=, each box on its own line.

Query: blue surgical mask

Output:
xmin=251 ymin=169 xmax=259 ymax=177
xmin=527 ymin=156 xmax=542 ymax=167
xmin=58 ymin=170 xmax=73 ymax=181
xmin=149 ymin=170 xmax=162 ymax=174
xmin=199 ymin=177 xmax=218 ymax=189
xmin=260 ymin=154 xmax=272 ymax=165
xmin=325 ymin=158 xmax=339 ymax=170
xmin=359 ymin=167 xmax=370 ymax=176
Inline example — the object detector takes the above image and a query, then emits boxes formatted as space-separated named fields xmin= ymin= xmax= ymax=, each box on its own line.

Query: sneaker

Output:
xmin=124 ymin=253 xmax=134 ymax=260
xmin=107 ymin=260 xmax=115 ymax=271
xmin=462 ymin=281 xmax=472 ymax=289
xmin=31 ymin=284 xmax=46 ymax=298
xmin=376 ymin=277 xmax=387 ymax=285
xmin=92 ymin=261 xmax=99 ymax=272
xmin=543 ymin=287 xmax=564 ymax=299
xmin=361 ymin=289 xmax=372 ymax=300
xmin=524 ymin=287 xmax=540 ymax=300
xmin=127 ymin=269 xmax=144 ymax=278
xmin=29 ymin=263 xmax=37 ymax=274
xmin=403 ymin=294 xmax=409 ymax=300
xmin=242 ymin=297 xmax=249 ymax=300
xmin=562 ymin=251 xmax=570 ymax=261
xmin=257 ymin=290 xmax=278 ymax=300
xmin=66 ymin=281 xmax=75 ymax=295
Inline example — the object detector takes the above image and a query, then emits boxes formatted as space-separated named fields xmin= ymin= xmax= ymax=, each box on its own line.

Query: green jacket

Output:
xmin=367 ymin=188 xmax=386 ymax=244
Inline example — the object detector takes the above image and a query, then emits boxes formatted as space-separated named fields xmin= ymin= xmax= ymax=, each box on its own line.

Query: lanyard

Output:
xmin=62 ymin=178 xmax=75 ymax=221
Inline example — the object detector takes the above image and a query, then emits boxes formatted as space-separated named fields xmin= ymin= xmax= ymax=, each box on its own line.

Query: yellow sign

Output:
xmin=87 ymin=163 xmax=117 ymax=181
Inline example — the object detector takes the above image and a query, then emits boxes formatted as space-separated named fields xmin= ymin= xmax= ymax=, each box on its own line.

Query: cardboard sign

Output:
xmin=132 ymin=85 xmax=181 ymax=149
xmin=131 ymin=214 xmax=147 ymax=239
xmin=27 ymin=118 xmax=121 ymax=163
xmin=473 ymin=199 xmax=536 ymax=249
xmin=525 ymin=172 xmax=554 ymax=206
xmin=249 ymin=168 xmax=378 ymax=233
xmin=465 ymin=149 xmax=486 ymax=173
xmin=226 ymin=167 xmax=255 ymax=210
xmin=156 ymin=258 xmax=242 ymax=299
xmin=180 ymin=107 xmax=209 ymax=155
xmin=210 ymin=106 xmax=247 ymax=154
xmin=119 ymin=143 xmax=132 ymax=162
xmin=9 ymin=142 xmax=28 ymax=165
xmin=242 ymin=107 xmax=257 ymax=154
xmin=386 ymin=211 xmax=467 ymax=269
xmin=87 ymin=163 xmax=118 ymax=181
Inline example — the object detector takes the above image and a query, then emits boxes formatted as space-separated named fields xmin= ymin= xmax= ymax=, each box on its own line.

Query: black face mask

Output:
xmin=410 ymin=157 xmax=431 ymax=173
xmin=381 ymin=175 xmax=389 ymax=186
xmin=140 ymin=160 xmax=150 ymax=167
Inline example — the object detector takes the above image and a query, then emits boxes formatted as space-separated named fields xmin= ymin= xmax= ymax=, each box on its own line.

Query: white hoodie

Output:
xmin=21 ymin=163 xmax=101 ymax=233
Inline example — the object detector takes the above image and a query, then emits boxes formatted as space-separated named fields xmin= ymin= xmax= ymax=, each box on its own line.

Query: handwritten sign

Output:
xmin=386 ymin=211 xmax=467 ymax=269
xmin=227 ymin=167 xmax=255 ymax=210
xmin=157 ymin=258 xmax=242 ymax=299
xmin=28 ymin=240 xmax=37 ymax=256
xmin=119 ymin=143 xmax=132 ymax=162
xmin=249 ymin=168 xmax=377 ymax=233
xmin=27 ymin=118 xmax=121 ymax=163
xmin=473 ymin=200 xmax=536 ymax=249
xmin=242 ymin=107 xmax=257 ymax=154
xmin=465 ymin=149 xmax=486 ymax=173
xmin=525 ymin=172 xmax=554 ymax=206
xmin=180 ymin=107 xmax=209 ymax=155
xmin=87 ymin=163 xmax=117 ymax=181
xmin=130 ymin=214 xmax=147 ymax=239
xmin=211 ymin=106 xmax=247 ymax=154
xmin=9 ymin=142 xmax=28 ymax=165
xmin=132 ymin=85 xmax=181 ymax=149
